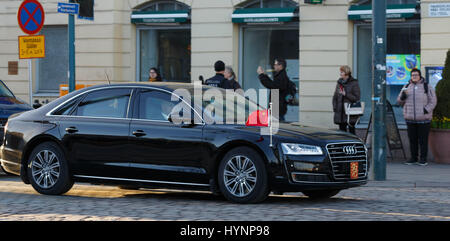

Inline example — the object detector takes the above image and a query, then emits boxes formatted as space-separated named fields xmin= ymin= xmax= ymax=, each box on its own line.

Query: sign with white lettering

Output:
xmin=429 ymin=3 xmax=450 ymax=17
xmin=57 ymin=2 xmax=79 ymax=15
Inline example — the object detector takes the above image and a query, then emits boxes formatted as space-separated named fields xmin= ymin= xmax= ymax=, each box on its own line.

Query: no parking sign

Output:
xmin=17 ymin=0 xmax=45 ymax=35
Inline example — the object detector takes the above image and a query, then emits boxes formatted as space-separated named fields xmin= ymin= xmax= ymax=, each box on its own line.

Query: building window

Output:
xmin=139 ymin=28 xmax=191 ymax=82
xmin=134 ymin=1 xmax=191 ymax=83
xmin=355 ymin=22 xmax=420 ymax=126
xmin=237 ymin=0 xmax=299 ymax=122
xmin=238 ymin=0 xmax=298 ymax=8
xmin=37 ymin=26 xmax=68 ymax=94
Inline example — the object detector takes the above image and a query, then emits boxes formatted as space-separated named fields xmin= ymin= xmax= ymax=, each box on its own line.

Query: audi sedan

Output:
xmin=0 ymin=83 xmax=368 ymax=203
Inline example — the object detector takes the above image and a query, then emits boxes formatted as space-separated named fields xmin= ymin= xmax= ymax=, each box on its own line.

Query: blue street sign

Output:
xmin=57 ymin=2 xmax=79 ymax=15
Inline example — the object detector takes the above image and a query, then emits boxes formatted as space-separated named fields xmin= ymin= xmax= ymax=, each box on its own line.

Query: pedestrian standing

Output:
xmin=332 ymin=65 xmax=361 ymax=135
xmin=148 ymin=67 xmax=162 ymax=82
xmin=205 ymin=61 xmax=229 ymax=88
xmin=397 ymin=68 xmax=437 ymax=166
xmin=257 ymin=58 xmax=290 ymax=122
xmin=224 ymin=66 xmax=242 ymax=91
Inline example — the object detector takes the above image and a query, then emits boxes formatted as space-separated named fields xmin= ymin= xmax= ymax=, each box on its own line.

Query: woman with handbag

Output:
xmin=332 ymin=65 xmax=361 ymax=135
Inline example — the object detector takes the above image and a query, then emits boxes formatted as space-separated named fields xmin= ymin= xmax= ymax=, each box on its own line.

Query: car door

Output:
xmin=59 ymin=87 xmax=135 ymax=179
xmin=128 ymin=88 xmax=208 ymax=185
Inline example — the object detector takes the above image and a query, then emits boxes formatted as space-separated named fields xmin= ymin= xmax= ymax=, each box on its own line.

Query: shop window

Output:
xmin=135 ymin=1 xmax=191 ymax=83
xmin=138 ymin=0 xmax=188 ymax=11
xmin=238 ymin=0 xmax=298 ymax=8
xmin=355 ymin=22 xmax=420 ymax=126
xmin=37 ymin=26 xmax=68 ymax=94
xmin=237 ymin=0 xmax=299 ymax=122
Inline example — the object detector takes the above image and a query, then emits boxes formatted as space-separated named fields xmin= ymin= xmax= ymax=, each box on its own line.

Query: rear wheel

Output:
xmin=302 ymin=189 xmax=341 ymax=199
xmin=218 ymin=147 xmax=269 ymax=204
xmin=27 ymin=142 xmax=73 ymax=195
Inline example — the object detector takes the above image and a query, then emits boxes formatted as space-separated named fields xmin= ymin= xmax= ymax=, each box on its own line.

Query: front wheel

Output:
xmin=218 ymin=147 xmax=269 ymax=204
xmin=302 ymin=189 xmax=341 ymax=199
xmin=27 ymin=142 xmax=74 ymax=195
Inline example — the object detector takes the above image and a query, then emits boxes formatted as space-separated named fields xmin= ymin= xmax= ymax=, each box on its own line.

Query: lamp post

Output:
xmin=372 ymin=0 xmax=387 ymax=181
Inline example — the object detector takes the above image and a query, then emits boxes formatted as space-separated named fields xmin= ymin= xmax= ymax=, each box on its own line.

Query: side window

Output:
xmin=52 ymin=97 xmax=81 ymax=116
xmin=138 ymin=89 xmax=181 ymax=121
xmin=74 ymin=88 xmax=132 ymax=118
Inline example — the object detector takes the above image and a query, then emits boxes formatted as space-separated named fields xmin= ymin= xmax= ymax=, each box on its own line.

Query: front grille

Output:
xmin=326 ymin=143 xmax=368 ymax=181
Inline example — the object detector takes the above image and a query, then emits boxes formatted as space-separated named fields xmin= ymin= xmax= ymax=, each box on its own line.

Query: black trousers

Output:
xmin=406 ymin=122 xmax=430 ymax=162
xmin=339 ymin=123 xmax=356 ymax=135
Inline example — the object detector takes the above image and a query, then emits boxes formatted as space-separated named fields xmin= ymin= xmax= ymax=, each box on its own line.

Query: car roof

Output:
xmin=85 ymin=82 xmax=215 ymax=92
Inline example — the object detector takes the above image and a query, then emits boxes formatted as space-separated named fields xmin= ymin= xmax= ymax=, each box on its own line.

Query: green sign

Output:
xmin=232 ymin=8 xmax=297 ymax=23
xmin=131 ymin=10 xmax=189 ymax=24
xmin=348 ymin=4 xmax=417 ymax=20
xmin=304 ymin=0 xmax=323 ymax=4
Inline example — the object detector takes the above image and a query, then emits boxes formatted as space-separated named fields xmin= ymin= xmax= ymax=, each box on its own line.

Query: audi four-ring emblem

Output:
xmin=343 ymin=145 xmax=357 ymax=155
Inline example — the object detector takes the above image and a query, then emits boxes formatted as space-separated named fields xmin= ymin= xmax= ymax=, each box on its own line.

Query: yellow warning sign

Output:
xmin=19 ymin=35 xmax=45 ymax=59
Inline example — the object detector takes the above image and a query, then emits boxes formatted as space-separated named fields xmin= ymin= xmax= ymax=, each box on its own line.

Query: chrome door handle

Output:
xmin=132 ymin=130 xmax=146 ymax=137
xmin=65 ymin=127 xmax=78 ymax=133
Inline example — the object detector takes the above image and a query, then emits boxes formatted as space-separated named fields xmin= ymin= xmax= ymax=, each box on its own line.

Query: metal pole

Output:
xmin=372 ymin=0 xmax=387 ymax=181
xmin=68 ymin=0 xmax=76 ymax=92
xmin=28 ymin=59 xmax=33 ymax=105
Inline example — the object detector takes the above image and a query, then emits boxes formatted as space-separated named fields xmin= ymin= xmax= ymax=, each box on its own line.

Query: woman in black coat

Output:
xmin=332 ymin=65 xmax=361 ymax=134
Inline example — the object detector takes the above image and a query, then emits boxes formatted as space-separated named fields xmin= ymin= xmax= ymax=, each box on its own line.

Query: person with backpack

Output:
xmin=257 ymin=58 xmax=293 ymax=122
xmin=397 ymin=68 xmax=437 ymax=166
xmin=332 ymin=65 xmax=361 ymax=135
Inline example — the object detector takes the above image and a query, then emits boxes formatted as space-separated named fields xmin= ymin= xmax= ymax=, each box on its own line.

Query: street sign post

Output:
xmin=57 ymin=2 xmax=80 ymax=15
xmin=17 ymin=0 xmax=45 ymax=106
xmin=18 ymin=35 xmax=45 ymax=59
xmin=17 ymin=0 xmax=45 ymax=35
xmin=372 ymin=0 xmax=387 ymax=181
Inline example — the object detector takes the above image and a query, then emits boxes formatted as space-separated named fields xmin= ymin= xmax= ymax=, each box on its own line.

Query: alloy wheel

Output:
xmin=223 ymin=155 xmax=257 ymax=197
xmin=31 ymin=150 xmax=61 ymax=189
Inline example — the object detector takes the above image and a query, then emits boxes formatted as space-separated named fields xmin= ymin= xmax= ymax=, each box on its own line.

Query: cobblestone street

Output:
xmin=1 ymin=163 xmax=449 ymax=221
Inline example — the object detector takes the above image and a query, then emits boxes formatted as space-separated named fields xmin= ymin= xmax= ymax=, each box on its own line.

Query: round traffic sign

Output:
xmin=17 ymin=0 xmax=45 ymax=35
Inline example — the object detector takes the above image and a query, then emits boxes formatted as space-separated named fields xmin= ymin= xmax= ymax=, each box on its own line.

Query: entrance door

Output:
xmin=240 ymin=26 xmax=299 ymax=122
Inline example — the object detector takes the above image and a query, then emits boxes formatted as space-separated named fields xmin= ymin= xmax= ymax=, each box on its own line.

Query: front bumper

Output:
xmin=273 ymin=142 xmax=368 ymax=191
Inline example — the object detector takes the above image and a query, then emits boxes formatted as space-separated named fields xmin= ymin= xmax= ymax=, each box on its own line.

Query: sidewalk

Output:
xmin=366 ymin=161 xmax=450 ymax=188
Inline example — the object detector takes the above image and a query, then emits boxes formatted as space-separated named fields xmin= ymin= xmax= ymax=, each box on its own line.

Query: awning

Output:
xmin=348 ymin=4 xmax=418 ymax=20
xmin=232 ymin=8 xmax=297 ymax=23
xmin=131 ymin=10 xmax=189 ymax=24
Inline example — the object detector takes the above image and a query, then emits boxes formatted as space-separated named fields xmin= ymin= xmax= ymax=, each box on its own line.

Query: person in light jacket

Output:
xmin=397 ymin=68 xmax=437 ymax=166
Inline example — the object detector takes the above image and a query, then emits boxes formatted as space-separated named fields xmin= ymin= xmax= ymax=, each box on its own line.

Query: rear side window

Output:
xmin=52 ymin=97 xmax=81 ymax=116
xmin=74 ymin=88 xmax=132 ymax=118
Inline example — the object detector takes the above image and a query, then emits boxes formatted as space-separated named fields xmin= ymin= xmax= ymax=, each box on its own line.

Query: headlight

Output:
xmin=281 ymin=143 xmax=323 ymax=155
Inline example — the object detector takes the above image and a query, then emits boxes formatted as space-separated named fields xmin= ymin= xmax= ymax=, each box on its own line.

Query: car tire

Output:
xmin=27 ymin=142 xmax=74 ymax=195
xmin=302 ymin=189 xmax=341 ymax=199
xmin=218 ymin=147 xmax=269 ymax=204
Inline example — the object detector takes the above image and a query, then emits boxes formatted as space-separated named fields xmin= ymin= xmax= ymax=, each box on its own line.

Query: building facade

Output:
xmin=1 ymin=0 xmax=450 ymax=130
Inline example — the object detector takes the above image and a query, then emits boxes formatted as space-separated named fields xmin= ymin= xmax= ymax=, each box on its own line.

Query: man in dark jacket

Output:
xmin=257 ymin=58 xmax=289 ymax=121
xmin=205 ymin=60 xmax=232 ymax=89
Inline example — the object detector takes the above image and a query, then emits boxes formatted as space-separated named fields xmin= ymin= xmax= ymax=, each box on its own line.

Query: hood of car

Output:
xmin=275 ymin=123 xmax=362 ymax=144
xmin=0 ymin=97 xmax=33 ymax=119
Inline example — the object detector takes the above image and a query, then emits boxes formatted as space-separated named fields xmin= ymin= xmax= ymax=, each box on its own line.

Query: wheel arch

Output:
xmin=20 ymin=134 xmax=68 ymax=184
xmin=210 ymin=140 xmax=272 ymax=189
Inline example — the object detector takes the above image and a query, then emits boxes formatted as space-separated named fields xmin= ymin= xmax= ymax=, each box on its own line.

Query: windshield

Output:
xmin=0 ymin=81 xmax=14 ymax=98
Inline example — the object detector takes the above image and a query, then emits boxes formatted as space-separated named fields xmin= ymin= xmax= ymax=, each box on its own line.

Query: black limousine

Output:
xmin=0 ymin=83 xmax=368 ymax=203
